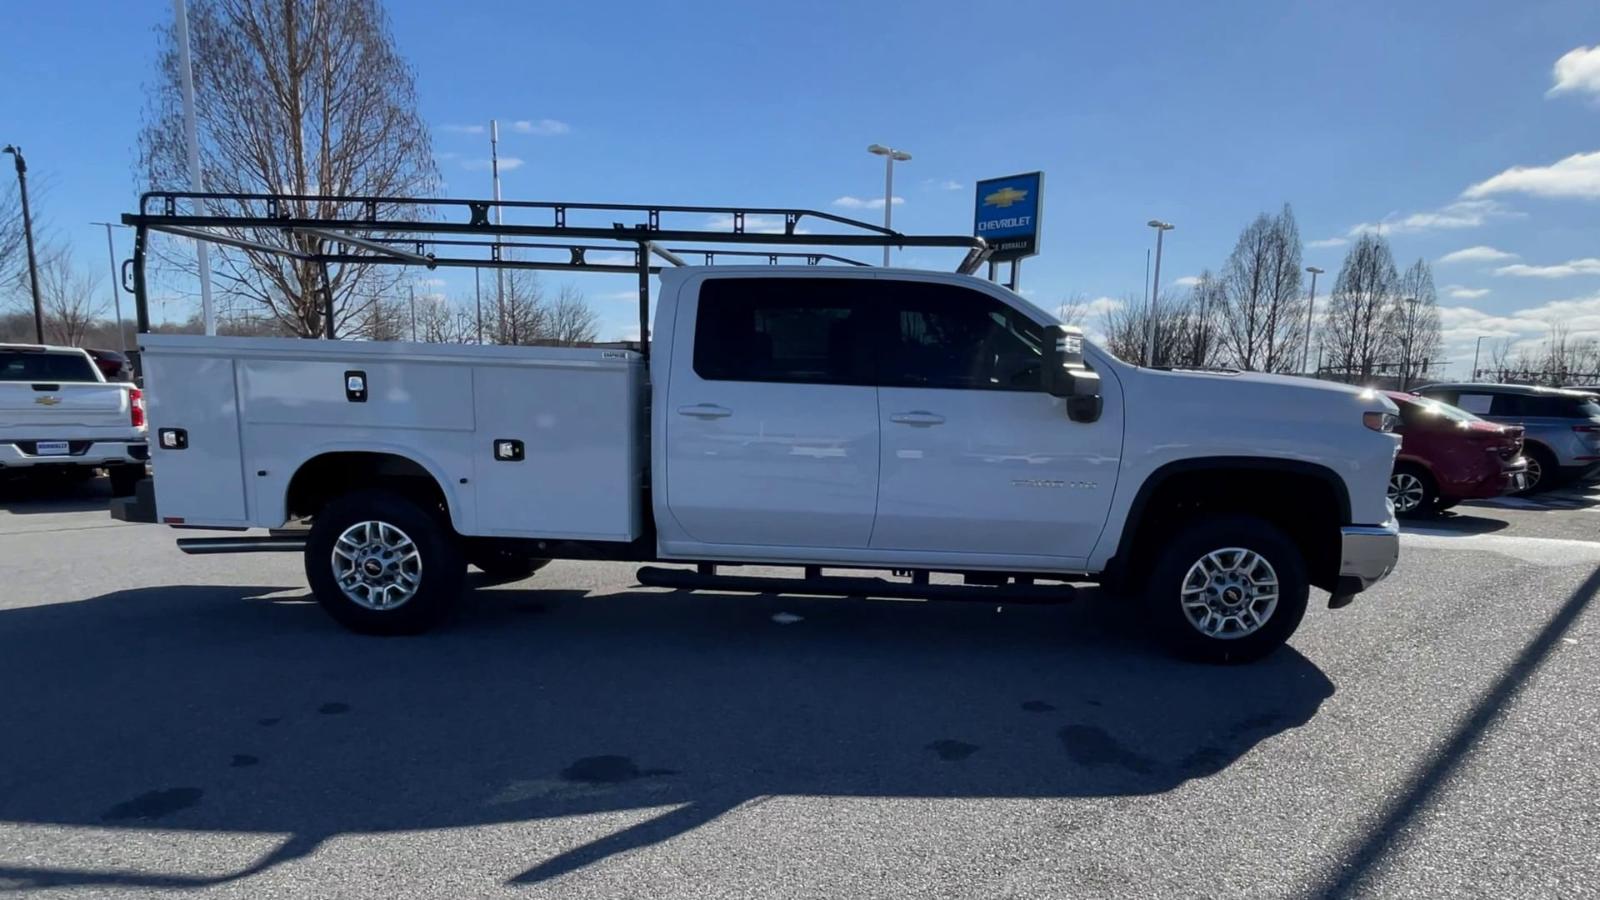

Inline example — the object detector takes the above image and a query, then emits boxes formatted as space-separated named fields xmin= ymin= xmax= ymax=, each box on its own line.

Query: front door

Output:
xmin=869 ymin=278 xmax=1122 ymax=562
xmin=663 ymin=275 xmax=880 ymax=549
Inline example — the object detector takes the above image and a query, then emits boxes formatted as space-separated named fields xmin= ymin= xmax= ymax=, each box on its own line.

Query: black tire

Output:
xmin=108 ymin=465 xmax=144 ymax=497
xmin=1144 ymin=514 xmax=1310 ymax=664
xmin=468 ymin=549 xmax=551 ymax=582
xmin=1388 ymin=463 xmax=1437 ymax=518
xmin=304 ymin=489 xmax=465 ymax=635
xmin=1519 ymin=444 xmax=1558 ymax=495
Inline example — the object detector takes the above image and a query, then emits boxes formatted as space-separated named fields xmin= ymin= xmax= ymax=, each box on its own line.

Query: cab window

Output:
xmin=693 ymin=278 xmax=874 ymax=385
xmin=879 ymin=282 xmax=1045 ymax=391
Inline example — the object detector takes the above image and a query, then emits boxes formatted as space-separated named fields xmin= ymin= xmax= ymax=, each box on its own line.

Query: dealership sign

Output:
xmin=973 ymin=171 xmax=1042 ymax=261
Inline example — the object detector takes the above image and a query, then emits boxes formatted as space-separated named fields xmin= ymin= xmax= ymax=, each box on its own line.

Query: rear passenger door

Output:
xmin=662 ymin=276 xmax=881 ymax=549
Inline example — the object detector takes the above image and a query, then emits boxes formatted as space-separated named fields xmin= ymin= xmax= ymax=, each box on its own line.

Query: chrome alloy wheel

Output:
xmin=1523 ymin=454 xmax=1543 ymax=491
xmin=1388 ymin=471 xmax=1426 ymax=513
xmin=331 ymin=520 xmax=423 ymax=610
xmin=1179 ymin=547 xmax=1280 ymax=640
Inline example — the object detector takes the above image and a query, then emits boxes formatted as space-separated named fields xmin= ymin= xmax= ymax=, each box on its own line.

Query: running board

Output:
xmin=176 ymin=535 xmax=307 ymax=555
xmin=635 ymin=565 xmax=1074 ymax=604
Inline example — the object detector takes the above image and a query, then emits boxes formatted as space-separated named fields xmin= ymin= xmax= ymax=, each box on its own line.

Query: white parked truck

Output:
xmin=1 ymin=343 xmax=148 ymax=495
xmin=111 ymin=193 xmax=1399 ymax=662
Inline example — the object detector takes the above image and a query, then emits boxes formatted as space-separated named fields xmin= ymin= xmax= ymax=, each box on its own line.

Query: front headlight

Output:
xmin=1363 ymin=411 xmax=1399 ymax=433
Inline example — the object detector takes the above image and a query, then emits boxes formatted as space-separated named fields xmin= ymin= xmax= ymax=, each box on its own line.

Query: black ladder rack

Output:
xmin=121 ymin=191 xmax=992 ymax=353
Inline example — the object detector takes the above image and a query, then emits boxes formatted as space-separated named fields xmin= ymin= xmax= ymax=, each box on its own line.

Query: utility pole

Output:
xmin=1144 ymin=220 xmax=1174 ymax=366
xmin=408 ymin=283 xmax=416 ymax=342
xmin=91 ymin=222 xmax=129 ymax=353
xmin=474 ymin=267 xmax=483 ymax=344
xmin=2 ymin=145 xmax=43 ymax=343
xmin=172 ymin=0 xmax=215 ymax=335
xmin=1303 ymin=266 xmax=1324 ymax=375
xmin=1472 ymin=335 xmax=1489 ymax=381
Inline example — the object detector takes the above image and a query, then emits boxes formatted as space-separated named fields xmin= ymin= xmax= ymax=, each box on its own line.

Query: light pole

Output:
xmin=867 ymin=144 xmax=911 ymax=266
xmin=1473 ymin=335 xmax=1489 ymax=381
xmin=1304 ymin=266 xmax=1324 ymax=375
xmin=90 ymin=222 xmax=129 ymax=353
xmin=1144 ymin=219 xmax=1174 ymax=366
xmin=3 ymin=145 xmax=44 ymax=344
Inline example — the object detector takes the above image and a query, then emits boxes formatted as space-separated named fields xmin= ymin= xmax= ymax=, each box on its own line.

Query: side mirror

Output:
xmin=1041 ymin=325 xmax=1103 ymax=423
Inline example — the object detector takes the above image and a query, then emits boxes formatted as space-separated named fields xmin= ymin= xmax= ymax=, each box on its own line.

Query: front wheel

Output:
xmin=304 ymin=489 xmax=465 ymax=635
xmin=1145 ymin=515 xmax=1309 ymax=664
xmin=1519 ymin=445 xmax=1557 ymax=495
xmin=1388 ymin=463 xmax=1435 ymax=518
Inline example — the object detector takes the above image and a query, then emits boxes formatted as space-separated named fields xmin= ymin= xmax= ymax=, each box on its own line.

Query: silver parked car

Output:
xmin=1412 ymin=383 xmax=1600 ymax=492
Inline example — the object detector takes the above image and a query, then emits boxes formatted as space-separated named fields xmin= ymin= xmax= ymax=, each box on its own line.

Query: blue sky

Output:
xmin=2 ymin=0 xmax=1598 ymax=373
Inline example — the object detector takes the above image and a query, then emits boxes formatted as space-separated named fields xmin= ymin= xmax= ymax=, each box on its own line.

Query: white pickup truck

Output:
xmin=1 ymin=343 xmax=148 ymax=495
xmin=116 ymin=265 xmax=1400 ymax=662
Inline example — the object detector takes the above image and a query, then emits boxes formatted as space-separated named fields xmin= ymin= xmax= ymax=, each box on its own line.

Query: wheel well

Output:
xmin=1114 ymin=463 xmax=1345 ymax=592
xmin=285 ymin=452 xmax=451 ymax=524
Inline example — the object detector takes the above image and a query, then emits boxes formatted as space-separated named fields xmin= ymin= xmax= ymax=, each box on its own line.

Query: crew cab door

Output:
xmin=869 ymin=278 xmax=1122 ymax=562
xmin=662 ymin=275 xmax=880 ymax=549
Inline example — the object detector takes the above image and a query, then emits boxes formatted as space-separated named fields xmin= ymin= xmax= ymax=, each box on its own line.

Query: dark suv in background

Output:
xmin=1413 ymin=384 xmax=1600 ymax=492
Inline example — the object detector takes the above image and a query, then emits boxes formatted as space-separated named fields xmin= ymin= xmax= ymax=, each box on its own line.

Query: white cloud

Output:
xmin=833 ymin=195 xmax=905 ymax=210
xmin=1307 ymin=237 xmax=1348 ymax=248
xmin=1463 ymin=150 xmax=1600 ymax=200
xmin=1493 ymin=258 xmax=1600 ymax=279
xmin=1549 ymin=45 xmax=1600 ymax=97
xmin=1173 ymin=275 xmax=1202 ymax=287
xmin=442 ymin=124 xmax=486 ymax=134
xmin=1438 ymin=245 xmax=1518 ymax=264
xmin=598 ymin=290 xmax=641 ymax=302
xmin=512 ymin=118 xmax=571 ymax=136
xmin=1444 ymin=285 xmax=1490 ymax=299
xmin=461 ymin=156 xmax=524 ymax=172
xmin=1347 ymin=199 xmax=1515 ymax=236
xmin=921 ymin=178 xmax=963 ymax=191
xmin=1434 ymin=292 xmax=1600 ymax=376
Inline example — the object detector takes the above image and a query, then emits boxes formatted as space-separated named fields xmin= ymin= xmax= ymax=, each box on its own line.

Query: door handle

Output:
xmin=889 ymin=411 xmax=946 ymax=427
xmin=677 ymin=404 xmax=732 ymax=419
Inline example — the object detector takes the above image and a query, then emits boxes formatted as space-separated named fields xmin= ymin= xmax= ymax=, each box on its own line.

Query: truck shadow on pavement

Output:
xmin=0 ymin=475 xmax=116 ymax=515
xmin=0 ymin=579 xmax=1335 ymax=890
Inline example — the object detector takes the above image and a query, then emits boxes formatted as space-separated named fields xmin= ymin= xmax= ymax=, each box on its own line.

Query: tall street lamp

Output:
xmin=90 ymin=222 xmax=130 ymax=353
xmin=1144 ymin=219 xmax=1174 ymax=366
xmin=1473 ymin=335 xmax=1490 ymax=381
xmin=1304 ymin=266 xmax=1324 ymax=375
xmin=3 ymin=145 xmax=45 ymax=344
xmin=867 ymin=144 xmax=911 ymax=266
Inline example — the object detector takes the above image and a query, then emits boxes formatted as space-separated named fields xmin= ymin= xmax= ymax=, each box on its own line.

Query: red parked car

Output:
xmin=1386 ymin=391 xmax=1527 ymax=516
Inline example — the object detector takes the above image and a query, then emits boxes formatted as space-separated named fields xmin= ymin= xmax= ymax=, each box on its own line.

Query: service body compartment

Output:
xmin=140 ymin=334 xmax=644 ymax=540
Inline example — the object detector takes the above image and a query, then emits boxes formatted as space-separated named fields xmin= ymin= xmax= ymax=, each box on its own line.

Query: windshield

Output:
xmin=0 ymin=350 xmax=102 ymax=383
xmin=1410 ymin=395 xmax=1483 ymax=424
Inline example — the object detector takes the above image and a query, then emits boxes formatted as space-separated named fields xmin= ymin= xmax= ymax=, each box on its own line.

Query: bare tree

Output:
xmin=139 ymin=0 xmax=438 ymax=338
xmin=1056 ymin=292 xmax=1091 ymax=328
xmin=1389 ymin=259 xmax=1444 ymax=389
xmin=34 ymin=250 xmax=107 ymax=346
xmin=1321 ymin=233 xmax=1399 ymax=378
xmin=1186 ymin=269 xmax=1227 ymax=367
xmin=493 ymin=269 xmax=546 ymax=345
xmin=1100 ymin=291 xmax=1216 ymax=367
xmin=545 ymin=284 xmax=599 ymax=345
xmin=416 ymin=294 xmax=476 ymax=344
xmin=1218 ymin=204 xmax=1304 ymax=372
xmin=0 ymin=182 xmax=23 ymax=289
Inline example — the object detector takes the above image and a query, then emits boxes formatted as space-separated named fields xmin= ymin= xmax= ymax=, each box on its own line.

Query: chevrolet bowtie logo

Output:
xmin=983 ymin=187 xmax=1028 ymax=208
xmin=34 ymin=396 xmax=61 ymax=406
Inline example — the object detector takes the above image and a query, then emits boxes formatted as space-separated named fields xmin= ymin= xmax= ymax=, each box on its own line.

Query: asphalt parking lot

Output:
xmin=1 ymin=477 xmax=1598 ymax=899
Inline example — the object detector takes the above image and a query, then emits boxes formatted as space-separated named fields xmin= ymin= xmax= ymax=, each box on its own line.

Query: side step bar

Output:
xmin=635 ymin=565 xmax=1074 ymax=604
xmin=176 ymin=535 xmax=307 ymax=555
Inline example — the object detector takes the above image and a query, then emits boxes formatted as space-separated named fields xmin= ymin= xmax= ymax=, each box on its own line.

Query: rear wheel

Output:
xmin=1387 ymin=463 xmax=1436 ymax=517
xmin=1519 ymin=445 xmax=1557 ymax=495
xmin=1145 ymin=515 xmax=1309 ymax=664
xmin=304 ymin=489 xmax=465 ymax=635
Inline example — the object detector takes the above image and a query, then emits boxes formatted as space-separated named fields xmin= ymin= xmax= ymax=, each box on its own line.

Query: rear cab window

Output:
xmin=692 ymin=278 xmax=874 ymax=385
xmin=0 ymin=350 xmax=102 ymax=383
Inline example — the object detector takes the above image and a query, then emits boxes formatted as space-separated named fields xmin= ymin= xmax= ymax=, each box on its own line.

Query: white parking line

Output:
xmin=1401 ymin=528 xmax=1600 ymax=566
